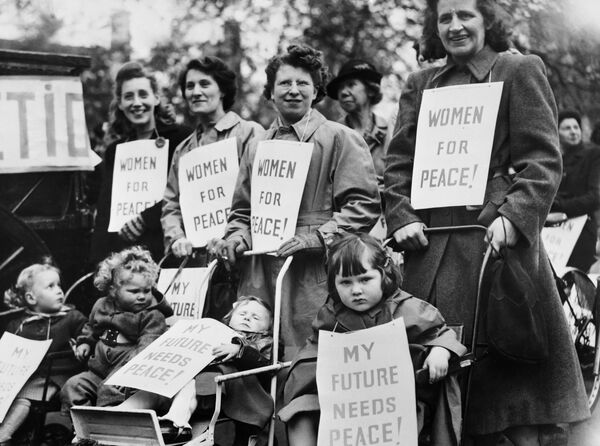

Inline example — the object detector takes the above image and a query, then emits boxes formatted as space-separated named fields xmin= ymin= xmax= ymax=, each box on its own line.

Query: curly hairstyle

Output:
xmin=263 ymin=44 xmax=329 ymax=106
xmin=4 ymin=262 xmax=61 ymax=309
xmin=178 ymin=57 xmax=237 ymax=111
xmin=94 ymin=246 xmax=159 ymax=296
xmin=107 ymin=62 xmax=173 ymax=141
xmin=420 ymin=0 xmax=512 ymax=61
xmin=326 ymin=233 xmax=400 ymax=305
xmin=222 ymin=295 xmax=273 ymax=332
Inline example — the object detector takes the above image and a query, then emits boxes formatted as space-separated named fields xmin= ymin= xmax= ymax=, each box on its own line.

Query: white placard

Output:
xmin=541 ymin=216 xmax=587 ymax=271
xmin=105 ymin=319 xmax=237 ymax=398
xmin=178 ymin=138 xmax=239 ymax=247
xmin=411 ymin=82 xmax=504 ymax=209
xmin=0 ymin=333 xmax=52 ymax=422
xmin=250 ymin=140 xmax=313 ymax=252
xmin=0 ymin=76 xmax=98 ymax=173
xmin=316 ymin=319 xmax=417 ymax=446
xmin=108 ymin=139 xmax=169 ymax=231
xmin=157 ymin=267 xmax=211 ymax=325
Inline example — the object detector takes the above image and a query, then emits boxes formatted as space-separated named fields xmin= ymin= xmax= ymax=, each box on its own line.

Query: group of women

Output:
xmin=88 ymin=0 xmax=591 ymax=444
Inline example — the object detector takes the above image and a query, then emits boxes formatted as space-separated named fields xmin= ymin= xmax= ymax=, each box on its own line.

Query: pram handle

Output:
xmin=414 ymin=352 xmax=474 ymax=385
xmin=384 ymin=224 xmax=488 ymax=251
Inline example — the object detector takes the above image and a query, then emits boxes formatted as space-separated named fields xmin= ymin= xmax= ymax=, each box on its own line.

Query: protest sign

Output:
xmin=316 ymin=319 xmax=417 ymax=446
xmin=0 ymin=76 xmax=99 ymax=173
xmin=541 ymin=215 xmax=587 ymax=271
xmin=105 ymin=319 xmax=238 ymax=398
xmin=108 ymin=139 xmax=169 ymax=232
xmin=411 ymin=82 xmax=503 ymax=209
xmin=178 ymin=138 xmax=239 ymax=247
xmin=0 ymin=333 xmax=51 ymax=422
xmin=157 ymin=267 xmax=211 ymax=325
xmin=250 ymin=140 xmax=313 ymax=252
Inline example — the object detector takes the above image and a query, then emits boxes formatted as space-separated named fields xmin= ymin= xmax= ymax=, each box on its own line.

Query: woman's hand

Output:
xmin=75 ymin=343 xmax=91 ymax=362
xmin=486 ymin=216 xmax=519 ymax=253
xmin=207 ymin=237 xmax=248 ymax=270
xmin=392 ymin=222 xmax=428 ymax=251
xmin=171 ymin=238 xmax=193 ymax=257
xmin=423 ymin=346 xmax=451 ymax=383
xmin=212 ymin=343 xmax=241 ymax=362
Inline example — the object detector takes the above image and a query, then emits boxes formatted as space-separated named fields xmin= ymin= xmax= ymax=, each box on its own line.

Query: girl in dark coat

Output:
xmin=281 ymin=233 xmax=466 ymax=446
xmin=89 ymin=62 xmax=191 ymax=264
xmin=384 ymin=0 xmax=589 ymax=443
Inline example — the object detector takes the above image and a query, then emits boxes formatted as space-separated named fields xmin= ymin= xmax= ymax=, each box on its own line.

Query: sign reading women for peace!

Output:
xmin=411 ymin=82 xmax=503 ymax=209
xmin=157 ymin=267 xmax=211 ymax=325
xmin=108 ymin=139 xmax=169 ymax=231
xmin=178 ymin=138 xmax=239 ymax=247
xmin=0 ymin=77 xmax=99 ymax=173
xmin=541 ymin=215 xmax=587 ymax=272
xmin=250 ymin=140 xmax=314 ymax=252
xmin=0 ymin=333 xmax=51 ymax=422
xmin=316 ymin=320 xmax=417 ymax=446
xmin=105 ymin=319 xmax=238 ymax=398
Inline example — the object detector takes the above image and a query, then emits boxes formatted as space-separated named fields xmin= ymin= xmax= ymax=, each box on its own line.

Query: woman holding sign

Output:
xmin=384 ymin=0 xmax=589 ymax=444
xmin=161 ymin=57 xmax=264 ymax=258
xmin=90 ymin=62 xmax=191 ymax=264
xmin=211 ymin=44 xmax=381 ymax=357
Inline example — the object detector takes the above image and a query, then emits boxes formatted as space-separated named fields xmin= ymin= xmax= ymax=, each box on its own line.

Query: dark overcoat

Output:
xmin=384 ymin=46 xmax=590 ymax=434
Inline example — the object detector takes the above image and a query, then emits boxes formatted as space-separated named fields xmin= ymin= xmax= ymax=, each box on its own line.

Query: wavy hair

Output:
xmin=263 ymin=44 xmax=329 ymax=105
xmin=94 ymin=246 xmax=159 ymax=296
xmin=178 ymin=57 xmax=237 ymax=112
xmin=420 ymin=0 xmax=512 ymax=61
xmin=4 ymin=262 xmax=61 ymax=309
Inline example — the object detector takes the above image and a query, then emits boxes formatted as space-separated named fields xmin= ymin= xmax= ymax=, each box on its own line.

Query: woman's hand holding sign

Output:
xmin=172 ymin=238 xmax=193 ymax=257
xmin=392 ymin=222 xmax=429 ymax=251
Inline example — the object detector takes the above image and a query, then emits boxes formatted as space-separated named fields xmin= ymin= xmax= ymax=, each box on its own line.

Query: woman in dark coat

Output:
xmin=551 ymin=110 xmax=600 ymax=272
xmin=383 ymin=0 xmax=589 ymax=444
xmin=89 ymin=62 xmax=191 ymax=265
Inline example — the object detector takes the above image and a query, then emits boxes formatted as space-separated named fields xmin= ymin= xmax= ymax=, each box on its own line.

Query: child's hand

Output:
xmin=423 ymin=346 xmax=451 ymax=383
xmin=75 ymin=343 xmax=91 ymax=362
xmin=212 ymin=343 xmax=241 ymax=362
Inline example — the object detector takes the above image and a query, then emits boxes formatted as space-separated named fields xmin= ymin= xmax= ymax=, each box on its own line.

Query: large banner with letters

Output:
xmin=108 ymin=139 xmax=169 ymax=232
xmin=411 ymin=82 xmax=503 ymax=209
xmin=250 ymin=140 xmax=313 ymax=252
xmin=0 ymin=76 xmax=99 ymax=173
xmin=178 ymin=138 xmax=239 ymax=247
xmin=316 ymin=320 xmax=418 ymax=446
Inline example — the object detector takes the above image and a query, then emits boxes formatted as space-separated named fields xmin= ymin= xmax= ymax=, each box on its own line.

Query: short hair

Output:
xmin=326 ymin=233 xmax=400 ymax=304
xmin=558 ymin=110 xmax=582 ymax=128
xmin=178 ymin=57 xmax=237 ymax=111
xmin=94 ymin=246 xmax=159 ymax=295
xmin=107 ymin=62 xmax=171 ymax=140
xmin=420 ymin=0 xmax=512 ymax=61
xmin=263 ymin=44 xmax=329 ymax=106
xmin=4 ymin=262 xmax=61 ymax=309
xmin=222 ymin=295 xmax=274 ymax=331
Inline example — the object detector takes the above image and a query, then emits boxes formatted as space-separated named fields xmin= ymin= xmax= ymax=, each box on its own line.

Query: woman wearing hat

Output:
xmin=327 ymin=60 xmax=388 ymax=192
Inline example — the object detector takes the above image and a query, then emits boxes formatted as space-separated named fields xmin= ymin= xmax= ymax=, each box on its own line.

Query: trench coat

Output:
xmin=224 ymin=109 xmax=381 ymax=357
xmin=161 ymin=111 xmax=264 ymax=252
xmin=90 ymin=122 xmax=191 ymax=264
xmin=279 ymin=290 xmax=467 ymax=446
xmin=383 ymin=46 xmax=590 ymax=434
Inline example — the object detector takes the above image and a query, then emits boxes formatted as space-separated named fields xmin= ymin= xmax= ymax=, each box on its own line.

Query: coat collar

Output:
xmin=214 ymin=111 xmax=242 ymax=132
xmin=432 ymin=45 xmax=500 ymax=83
xmin=266 ymin=109 xmax=326 ymax=142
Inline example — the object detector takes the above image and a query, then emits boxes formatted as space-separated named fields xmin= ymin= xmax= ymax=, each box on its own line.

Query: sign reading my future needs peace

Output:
xmin=179 ymin=138 xmax=239 ymax=247
xmin=105 ymin=319 xmax=238 ymax=398
xmin=316 ymin=320 xmax=418 ymax=446
xmin=411 ymin=82 xmax=503 ymax=209
xmin=108 ymin=139 xmax=169 ymax=232
xmin=0 ymin=77 xmax=99 ymax=173
xmin=250 ymin=140 xmax=314 ymax=252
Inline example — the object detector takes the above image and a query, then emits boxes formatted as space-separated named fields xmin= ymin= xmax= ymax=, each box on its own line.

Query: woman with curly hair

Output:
xmin=384 ymin=0 xmax=589 ymax=443
xmin=161 ymin=57 xmax=264 ymax=257
xmin=90 ymin=62 xmax=192 ymax=264
xmin=210 ymin=44 xmax=381 ymax=358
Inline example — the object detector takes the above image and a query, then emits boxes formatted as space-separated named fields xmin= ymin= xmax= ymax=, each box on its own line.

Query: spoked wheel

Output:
xmin=561 ymin=269 xmax=600 ymax=411
xmin=0 ymin=205 xmax=50 ymax=305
